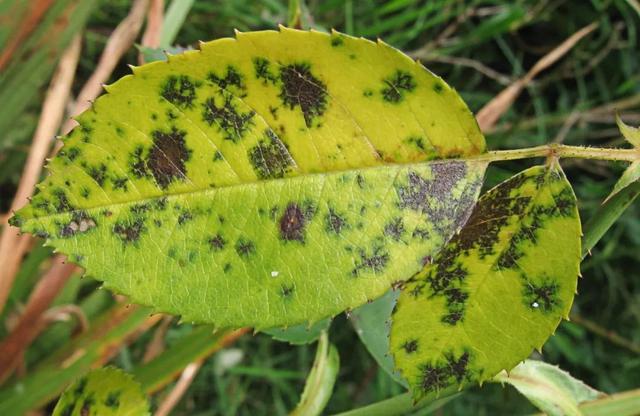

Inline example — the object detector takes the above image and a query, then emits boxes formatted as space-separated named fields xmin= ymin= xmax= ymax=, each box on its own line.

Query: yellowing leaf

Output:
xmin=390 ymin=165 xmax=581 ymax=402
xmin=53 ymin=367 xmax=149 ymax=416
xmin=11 ymin=28 xmax=487 ymax=329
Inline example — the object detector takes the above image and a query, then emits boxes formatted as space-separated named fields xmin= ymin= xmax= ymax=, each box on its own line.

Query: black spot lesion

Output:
xmin=280 ymin=284 xmax=295 ymax=298
xmin=59 ymin=146 xmax=81 ymax=163
xmin=51 ymin=188 xmax=75 ymax=213
xmin=85 ymin=163 xmax=108 ymax=187
xmin=253 ymin=57 xmax=277 ymax=84
xmin=381 ymin=70 xmax=416 ymax=103
xmin=113 ymin=217 xmax=146 ymax=244
xmin=330 ymin=35 xmax=344 ymax=47
xmin=325 ymin=208 xmax=348 ymax=235
xmin=161 ymin=75 xmax=199 ymax=109
xmin=279 ymin=201 xmax=316 ymax=243
xmin=202 ymin=92 xmax=255 ymax=142
xmin=104 ymin=390 xmax=121 ymax=409
xmin=248 ymin=128 xmax=295 ymax=179
xmin=418 ymin=351 xmax=471 ymax=394
xmin=279 ymin=62 xmax=328 ymax=128
xmin=384 ymin=217 xmax=405 ymax=241
xmin=208 ymin=65 xmax=246 ymax=95
xmin=208 ymin=234 xmax=226 ymax=251
xmin=235 ymin=237 xmax=255 ymax=258
xmin=523 ymin=279 xmax=561 ymax=313
xmin=402 ymin=339 xmax=419 ymax=353
xmin=352 ymin=246 xmax=390 ymax=276
xmin=147 ymin=127 xmax=191 ymax=189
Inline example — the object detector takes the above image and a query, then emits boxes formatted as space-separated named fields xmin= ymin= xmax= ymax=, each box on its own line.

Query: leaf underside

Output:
xmin=390 ymin=165 xmax=581 ymax=402
xmin=53 ymin=367 xmax=149 ymax=416
xmin=12 ymin=28 xmax=486 ymax=328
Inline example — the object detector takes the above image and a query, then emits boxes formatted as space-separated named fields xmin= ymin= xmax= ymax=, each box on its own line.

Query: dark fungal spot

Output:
xmin=208 ymin=234 xmax=226 ymax=251
xmin=61 ymin=146 xmax=81 ymax=163
xmin=384 ymin=217 xmax=405 ymax=241
xmin=52 ymin=188 xmax=74 ymax=213
xmin=202 ymin=93 xmax=255 ymax=142
xmin=253 ymin=57 xmax=277 ymax=84
xmin=223 ymin=263 xmax=232 ymax=273
xmin=279 ymin=62 xmax=328 ymax=128
xmin=325 ymin=208 xmax=348 ymax=235
xmin=331 ymin=36 xmax=344 ymax=47
xmin=523 ymin=280 xmax=561 ymax=312
xmin=129 ymin=145 xmax=148 ymax=178
xmin=356 ymin=174 xmax=366 ymax=189
xmin=363 ymin=89 xmax=374 ymax=97
xmin=112 ymin=176 xmax=128 ymax=191
xmin=418 ymin=351 xmax=470 ymax=393
xmin=115 ymin=126 xmax=125 ymax=137
xmin=279 ymin=203 xmax=307 ymax=242
xmin=281 ymin=284 xmax=294 ymax=298
xmin=406 ymin=135 xmax=426 ymax=151
xmin=381 ymin=70 xmax=416 ymax=103
xmin=412 ymin=228 xmax=429 ymax=240
xmin=212 ymin=150 xmax=223 ymax=161
xmin=79 ymin=187 xmax=90 ymax=199
xmin=59 ymin=403 xmax=73 ymax=416
xmin=235 ymin=237 xmax=255 ymax=258
xmin=130 ymin=202 xmax=151 ymax=214
xmin=105 ymin=390 xmax=121 ymax=408
xmin=74 ymin=376 xmax=87 ymax=397
xmin=80 ymin=393 xmax=95 ymax=416
xmin=86 ymin=163 xmax=108 ymax=187
xmin=352 ymin=246 xmax=390 ymax=276
xmin=402 ymin=339 xmax=418 ymax=353
xmin=433 ymin=82 xmax=444 ymax=94
xmin=147 ymin=127 xmax=191 ymax=189
xmin=208 ymin=65 xmax=245 ymax=94
xmin=161 ymin=75 xmax=199 ymax=109
xmin=177 ymin=210 xmax=193 ymax=225
xmin=113 ymin=217 xmax=146 ymax=244
xmin=248 ymin=128 xmax=295 ymax=179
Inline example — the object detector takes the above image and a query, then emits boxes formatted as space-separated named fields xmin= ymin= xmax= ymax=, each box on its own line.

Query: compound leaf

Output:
xmin=12 ymin=28 xmax=486 ymax=329
xmin=53 ymin=367 xmax=149 ymax=416
xmin=390 ymin=165 xmax=581 ymax=402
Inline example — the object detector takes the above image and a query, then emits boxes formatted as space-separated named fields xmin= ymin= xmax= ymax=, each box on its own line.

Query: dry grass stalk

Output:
xmin=139 ymin=0 xmax=164 ymax=64
xmin=476 ymin=22 xmax=598 ymax=133
xmin=60 ymin=0 xmax=149 ymax=136
xmin=0 ymin=35 xmax=82 ymax=314
xmin=142 ymin=315 xmax=173 ymax=363
xmin=155 ymin=361 xmax=203 ymax=416
xmin=0 ymin=257 xmax=77 ymax=383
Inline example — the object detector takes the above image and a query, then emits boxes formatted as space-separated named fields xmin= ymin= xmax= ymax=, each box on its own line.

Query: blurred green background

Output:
xmin=1 ymin=1 xmax=638 ymax=414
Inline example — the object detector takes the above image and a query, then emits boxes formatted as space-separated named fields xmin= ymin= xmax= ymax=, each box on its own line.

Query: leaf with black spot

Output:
xmin=52 ymin=367 xmax=149 ymax=416
xmin=390 ymin=165 xmax=581 ymax=402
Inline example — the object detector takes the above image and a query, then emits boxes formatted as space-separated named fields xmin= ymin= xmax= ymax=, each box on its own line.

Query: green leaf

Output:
xmin=493 ymin=360 xmax=603 ymax=416
xmin=606 ymin=161 xmax=640 ymax=202
xmin=350 ymin=289 xmax=407 ymax=387
xmin=12 ymin=28 xmax=487 ymax=329
xmin=53 ymin=367 xmax=149 ymax=416
xmin=390 ymin=165 xmax=581 ymax=402
xmin=616 ymin=114 xmax=640 ymax=148
xmin=290 ymin=331 xmax=340 ymax=416
xmin=264 ymin=317 xmax=331 ymax=345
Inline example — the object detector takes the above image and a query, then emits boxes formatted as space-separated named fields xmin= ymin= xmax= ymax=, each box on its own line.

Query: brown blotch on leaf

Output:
xmin=402 ymin=339 xmax=418 ymax=353
xmin=279 ymin=203 xmax=307 ymax=242
xmin=279 ymin=63 xmax=328 ymax=128
xmin=352 ymin=246 xmax=390 ymax=276
xmin=384 ymin=217 xmax=405 ymax=241
xmin=147 ymin=127 xmax=191 ymax=189
xmin=523 ymin=280 xmax=561 ymax=312
xmin=325 ymin=208 xmax=348 ymax=235
xmin=235 ymin=237 xmax=255 ymax=258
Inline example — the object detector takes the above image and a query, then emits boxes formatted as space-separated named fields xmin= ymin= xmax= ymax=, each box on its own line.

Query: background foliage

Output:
xmin=0 ymin=1 xmax=638 ymax=414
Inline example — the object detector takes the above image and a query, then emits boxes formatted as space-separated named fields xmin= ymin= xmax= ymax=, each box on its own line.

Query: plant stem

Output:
xmin=472 ymin=144 xmax=639 ymax=163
